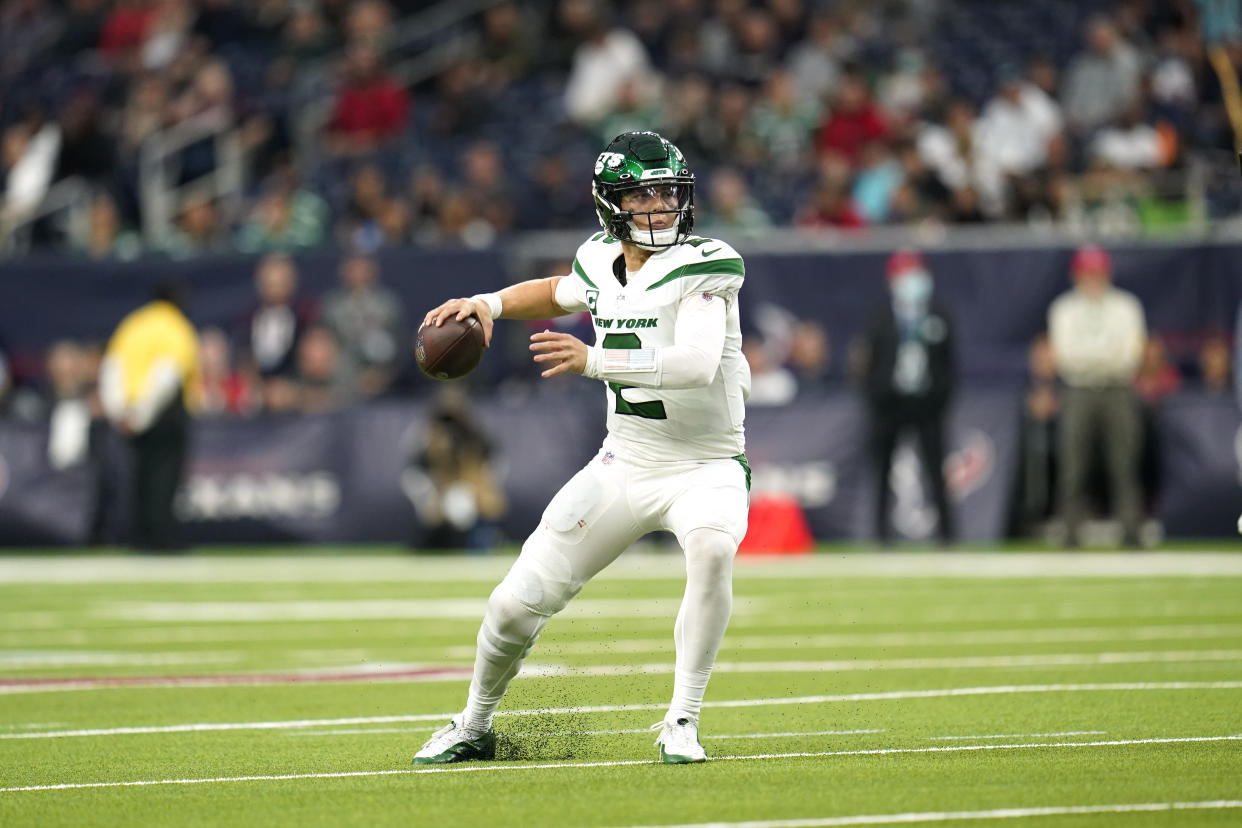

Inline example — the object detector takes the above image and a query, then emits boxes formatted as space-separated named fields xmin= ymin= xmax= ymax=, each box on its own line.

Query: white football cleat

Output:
xmin=413 ymin=714 xmax=495 ymax=765
xmin=651 ymin=716 xmax=707 ymax=764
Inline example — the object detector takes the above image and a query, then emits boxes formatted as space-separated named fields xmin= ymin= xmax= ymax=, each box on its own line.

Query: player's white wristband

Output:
xmin=471 ymin=292 xmax=502 ymax=319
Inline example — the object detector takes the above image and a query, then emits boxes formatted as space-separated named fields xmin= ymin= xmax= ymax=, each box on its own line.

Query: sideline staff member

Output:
xmin=100 ymin=283 xmax=201 ymax=550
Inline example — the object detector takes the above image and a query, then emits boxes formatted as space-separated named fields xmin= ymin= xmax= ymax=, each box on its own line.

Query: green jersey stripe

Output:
xmin=573 ymin=257 xmax=598 ymax=288
xmin=645 ymin=258 xmax=745 ymax=291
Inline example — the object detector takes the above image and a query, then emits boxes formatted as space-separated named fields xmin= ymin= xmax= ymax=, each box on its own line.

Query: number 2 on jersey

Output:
xmin=602 ymin=333 xmax=667 ymax=419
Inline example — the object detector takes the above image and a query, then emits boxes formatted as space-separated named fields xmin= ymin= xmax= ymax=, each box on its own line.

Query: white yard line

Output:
xmin=3 ymin=552 xmax=1242 ymax=585
xmin=504 ymin=623 xmax=1242 ymax=658
xmin=3 ymin=736 xmax=1240 ymax=793
xmin=610 ymin=800 xmax=1242 ymax=828
xmin=926 ymin=731 xmax=1105 ymax=741
xmin=514 ymin=649 xmax=1242 ymax=678
xmin=4 ymin=681 xmax=1241 ymax=740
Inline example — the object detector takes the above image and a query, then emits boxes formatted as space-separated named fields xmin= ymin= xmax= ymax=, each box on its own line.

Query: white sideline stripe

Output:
xmin=488 ymin=623 xmax=1242 ymax=658
xmin=514 ymin=649 xmax=1242 ymax=678
xmin=0 ymin=650 xmax=244 ymax=668
xmin=4 ymin=552 xmax=1242 ymax=583
xmin=927 ymin=731 xmax=1105 ymax=740
xmin=5 ymin=682 xmax=1241 ymax=741
xmin=611 ymin=800 xmax=1242 ymax=828
xmin=4 ymin=737 xmax=1240 ymax=793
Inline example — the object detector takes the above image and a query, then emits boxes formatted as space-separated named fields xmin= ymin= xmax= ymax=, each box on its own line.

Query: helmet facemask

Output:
xmin=594 ymin=180 xmax=695 ymax=250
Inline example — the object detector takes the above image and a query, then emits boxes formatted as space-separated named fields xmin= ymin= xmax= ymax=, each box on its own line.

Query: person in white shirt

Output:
xmin=414 ymin=131 xmax=749 ymax=766
xmin=1048 ymin=245 xmax=1147 ymax=547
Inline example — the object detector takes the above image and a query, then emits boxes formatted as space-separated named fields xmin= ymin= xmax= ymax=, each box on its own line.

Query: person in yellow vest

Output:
xmin=99 ymin=283 xmax=201 ymax=550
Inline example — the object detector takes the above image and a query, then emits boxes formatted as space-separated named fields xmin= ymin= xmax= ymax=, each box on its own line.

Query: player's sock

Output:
xmin=461 ymin=582 xmax=549 ymax=732
xmin=668 ymin=527 xmax=736 ymax=721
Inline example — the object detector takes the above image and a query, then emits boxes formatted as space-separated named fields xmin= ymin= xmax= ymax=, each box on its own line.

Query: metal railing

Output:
xmin=0 ymin=176 xmax=92 ymax=256
xmin=138 ymin=112 xmax=244 ymax=243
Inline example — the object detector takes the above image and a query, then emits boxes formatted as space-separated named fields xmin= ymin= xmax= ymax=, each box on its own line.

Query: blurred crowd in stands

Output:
xmin=2 ymin=0 xmax=1241 ymax=257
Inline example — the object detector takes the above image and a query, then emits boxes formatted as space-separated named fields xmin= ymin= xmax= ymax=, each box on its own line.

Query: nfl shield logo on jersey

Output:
xmin=602 ymin=451 xmax=615 ymax=465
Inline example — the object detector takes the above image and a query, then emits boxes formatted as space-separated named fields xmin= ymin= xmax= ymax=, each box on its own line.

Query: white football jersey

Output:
xmin=558 ymin=232 xmax=749 ymax=462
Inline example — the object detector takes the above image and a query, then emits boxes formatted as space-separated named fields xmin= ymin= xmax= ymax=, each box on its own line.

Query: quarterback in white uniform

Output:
xmin=414 ymin=131 xmax=750 ymax=765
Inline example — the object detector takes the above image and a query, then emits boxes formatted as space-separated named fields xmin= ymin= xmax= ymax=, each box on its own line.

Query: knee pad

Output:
xmin=496 ymin=527 xmax=582 ymax=617
xmin=684 ymin=527 xmax=737 ymax=580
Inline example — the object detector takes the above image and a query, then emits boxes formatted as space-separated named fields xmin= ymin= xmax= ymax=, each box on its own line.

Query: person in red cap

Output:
xmin=1048 ymin=245 xmax=1147 ymax=547
xmin=858 ymin=249 xmax=957 ymax=546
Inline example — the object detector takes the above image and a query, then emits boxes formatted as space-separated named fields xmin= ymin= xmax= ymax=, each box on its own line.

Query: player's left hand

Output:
xmin=530 ymin=330 xmax=587 ymax=378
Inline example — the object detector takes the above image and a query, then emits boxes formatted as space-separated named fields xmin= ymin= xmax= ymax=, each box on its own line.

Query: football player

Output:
xmin=414 ymin=131 xmax=749 ymax=765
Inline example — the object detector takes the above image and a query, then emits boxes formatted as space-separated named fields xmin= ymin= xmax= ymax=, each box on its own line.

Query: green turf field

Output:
xmin=1 ymin=551 xmax=1240 ymax=827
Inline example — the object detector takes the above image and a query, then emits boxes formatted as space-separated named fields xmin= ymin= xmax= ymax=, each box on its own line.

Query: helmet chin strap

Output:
xmin=625 ymin=218 xmax=682 ymax=250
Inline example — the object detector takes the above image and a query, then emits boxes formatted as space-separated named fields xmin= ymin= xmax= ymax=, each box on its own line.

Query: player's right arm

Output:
xmin=423 ymin=276 xmax=575 ymax=347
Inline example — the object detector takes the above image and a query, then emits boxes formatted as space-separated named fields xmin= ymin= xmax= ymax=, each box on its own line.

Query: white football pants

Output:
xmin=460 ymin=448 xmax=748 ymax=731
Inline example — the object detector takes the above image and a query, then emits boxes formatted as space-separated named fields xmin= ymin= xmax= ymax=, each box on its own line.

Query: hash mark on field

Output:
xmin=3 ymin=737 xmax=1240 ymax=792
xmin=610 ymin=800 xmax=1242 ymax=828
xmin=6 ymin=682 xmax=1242 ymax=740
xmin=928 ymin=731 xmax=1106 ymax=741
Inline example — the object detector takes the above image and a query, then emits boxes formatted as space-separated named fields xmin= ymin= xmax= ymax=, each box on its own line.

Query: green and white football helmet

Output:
xmin=592 ymin=131 xmax=695 ymax=250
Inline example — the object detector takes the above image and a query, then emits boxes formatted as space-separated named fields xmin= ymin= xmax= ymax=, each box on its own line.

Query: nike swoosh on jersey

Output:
xmin=702 ymin=247 xmax=722 ymax=256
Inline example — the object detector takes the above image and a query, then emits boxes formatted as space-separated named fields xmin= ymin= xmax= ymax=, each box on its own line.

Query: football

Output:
xmin=415 ymin=316 xmax=486 ymax=380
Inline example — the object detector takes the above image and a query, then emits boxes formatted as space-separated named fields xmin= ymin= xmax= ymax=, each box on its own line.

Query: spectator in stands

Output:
xmin=237 ymin=168 xmax=329 ymax=253
xmin=73 ymin=193 xmax=143 ymax=261
xmin=198 ymin=327 xmax=257 ymax=417
xmin=44 ymin=340 xmax=94 ymax=470
xmin=786 ymin=8 xmax=848 ymax=109
xmin=698 ymin=167 xmax=771 ymax=238
xmin=1061 ymin=16 xmax=1144 ymax=135
xmin=407 ymin=164 xmax=447 ymax=238
xmin=729 ymin=7 xmax=781 ymax=86
xmin=528 ymin=152 xmax=592 ymax=230
xmin=1090 ymin=100 xmax=1179 ymax=170
xmin=918 ymin=98 xmax=1005 ymax=219
xmin=2 ymin=110 xmax=61 ymax=228
xmin=1011 ymin=333 xmax=1062 ymax=537
xmin=659 ymin=74 xmax=715 ymax=162
xmin=325 ymin=42 xmax=411 ymax=155
xmin=788 ymin=319 xmax=831 ymax=398
xmin=290 ymin=324 xmax=349 ymax=414
xmin=1134 ymin=335 xmax=1182 ymax=404
xmin=562 ymin=0 xmax=651 ymax=126
xmin=460 ymin=141 xmax=516 ymax=235
xmin=852 ymin=141 xmax=903 ymax=224
xmin=1048 ymin=245 xmax=1146 ymax=547
xmin=242 ymin=253 xmax=314 ymax=398
xmin=858 ymin=250 xmax=957 ymax=547
xmin=345 ymin=0 xmax=394 ymax=50
xmin=877 ymin=47 xmax=928 ymax=125
xmin=594 ymin=76 xmax=663 ymax=144
xmin=478 ymin=1 xmax=538 ymax=87
xmin=748 ymin=69 xmax=821 ymax=175
xmin=796 ymin=153 xmax=865 ymax=229
xmin=976 ymin=65 xmax=1064 ymax=183
xmin=891 ymin=138 xmax=951 ymax=223
xmin=815 ymin=69 xmax=888 ymax=167
xmin=99 ymin=281 xmax=201 ymax=551
xmin=1199 ymin=333 xmax=1231 ymax=395
xmin=402 ymin=387 xmax=507 ymax=550
xmin=54 ymin=90 xmax=115 ymax=188
xmin=741 ymin=335 xmax=797 ymax=406
xmin=154 ymin=190 xmax=227 ymax=257
xmin=276 ymin=4 xmax=336 ymax=68
xmin=322 ymin=253 xmax=405 ymax=399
